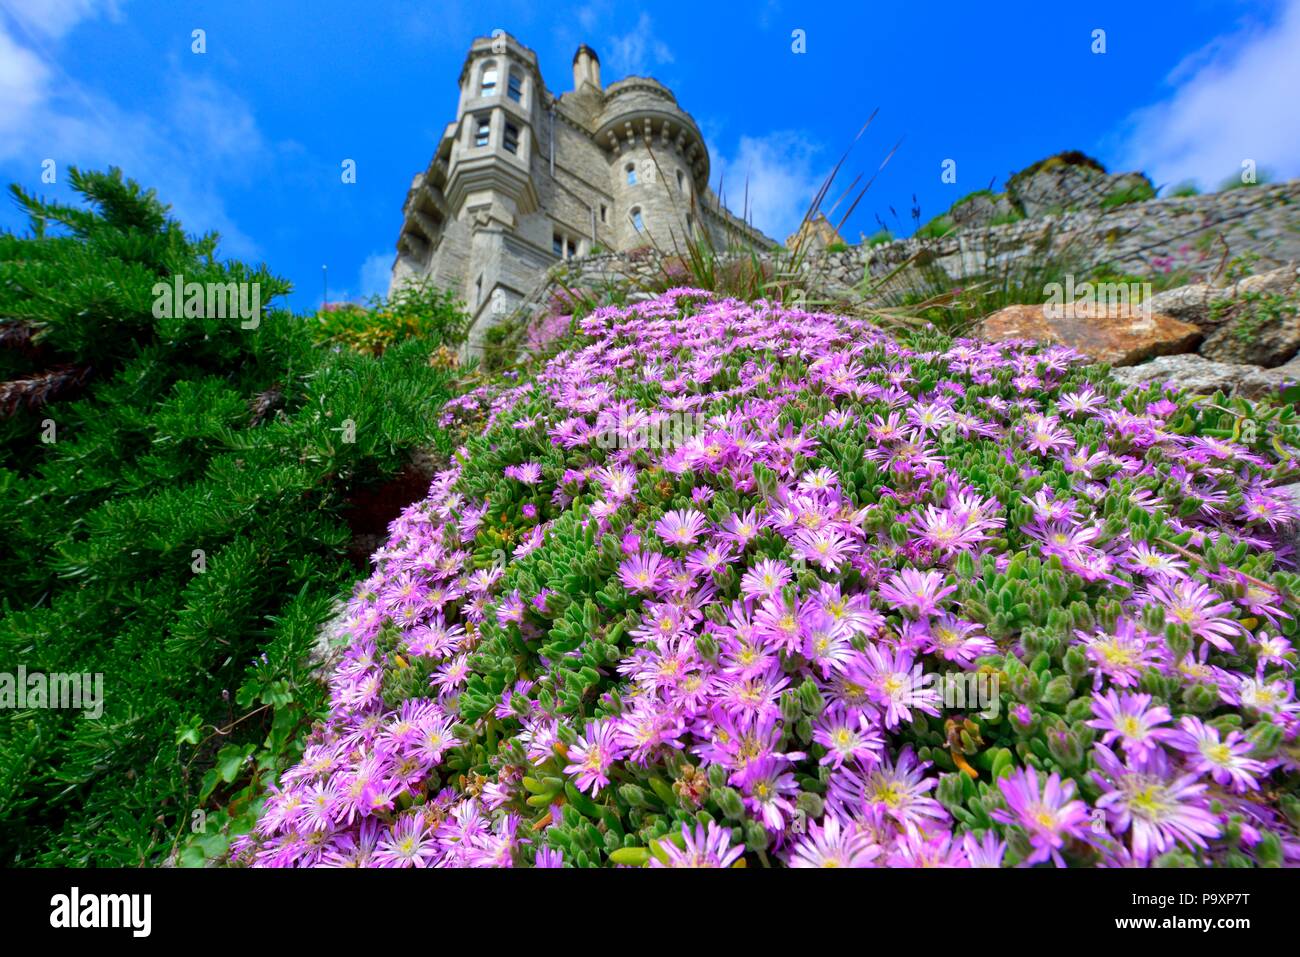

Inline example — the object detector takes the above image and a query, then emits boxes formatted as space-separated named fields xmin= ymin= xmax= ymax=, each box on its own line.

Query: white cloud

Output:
xmin=0 ymin=26 xmax=49 ymax=140
xmin=359 ymin=250 xmax=393 ymax=301
xmin=0 ymin=3 xmax=271 ymax=259
xmin=3 ymin=0 xmax=121 ymax=39
xmin=575 ymin=1 xmax=609 ymax=33
xmin=1117 ymin=0 xmax=1300 ymax=190
xmin=606 ymin=12 xmax=674 ymax=77
xmin=709 ymin=131 xmax=826 ymax=243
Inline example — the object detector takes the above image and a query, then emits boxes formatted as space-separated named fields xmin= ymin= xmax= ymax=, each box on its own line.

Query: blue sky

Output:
xmin=2 ymin=0 xmax=1298 ymax=313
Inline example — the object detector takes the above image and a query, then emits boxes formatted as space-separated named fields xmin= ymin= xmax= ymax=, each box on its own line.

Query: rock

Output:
xmin=785 ymin=213 xmax=845 ymax=252
xmin=1110 ymin=354 xmax=1264 ymax=395
xmin=1110 ymin=352 xmax=1300 ymax=399
xmin=978 ymin=302 xmax=1201 ymax=366
xmin=1007 ymin=157 xmax=1110 ymax=217
xmin=950 ymin=191 xmax=1018 ymax=229
xmin=1005 ymin=151 xmax=1153 ymax=217
xmin=1239 ymin=354 xmax=1300 ymax=398
xmin=1145 ymin=264 xmax=1298 ymax=330
xmin=1193 ymin=266 xmax=1300 ymax=367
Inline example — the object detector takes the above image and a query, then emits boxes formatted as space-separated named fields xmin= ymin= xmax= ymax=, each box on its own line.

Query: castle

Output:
xmin=389 ymin=31 xmax=775 ymax=353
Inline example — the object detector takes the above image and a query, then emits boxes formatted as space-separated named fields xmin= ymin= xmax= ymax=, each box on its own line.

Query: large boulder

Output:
xmin=1004 ymin=152 xmax=1154 ymax=217
xmin=950 ymin=191 xmax=1019 ymax=228
xmin=978 ymin=301 xmax=1200 ymax=366
xmin=1144 ymin=264 xmax=1298 ymax=330
xmin=1111 ymin=351 xmax=1300 ymax=398
xmin=1193 ymin=266 xmax=1300 ymax=367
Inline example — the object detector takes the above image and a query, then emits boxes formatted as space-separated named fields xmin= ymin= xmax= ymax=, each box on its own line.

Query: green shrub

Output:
xmin=914 ymin=214 xmax=956 ymax=240
xmin=0 ymin=168 xmax=468 ymax=865
xmin=1220 ymin=169 xmax=1273 ymax=191
xmin=1099 ymin=181 xmax=1156 ymax=210
xmin=312 ymin=279 xmax=468 ymax=355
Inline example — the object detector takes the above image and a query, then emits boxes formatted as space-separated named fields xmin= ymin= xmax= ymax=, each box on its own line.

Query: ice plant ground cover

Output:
xmin=241 ymin=289 xmax=1300 ymax=867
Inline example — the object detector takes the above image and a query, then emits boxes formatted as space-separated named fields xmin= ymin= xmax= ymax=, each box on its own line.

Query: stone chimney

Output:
xmin=572 ymin=44 xmax=601 ymax=93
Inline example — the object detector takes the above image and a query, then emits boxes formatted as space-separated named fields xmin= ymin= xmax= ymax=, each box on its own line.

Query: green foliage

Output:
xmin=952 ymin=188 xmax=997 ymax=208
xmin=914 ymin=213 xmax=956 ymax=240
xmin=626 ymin=124 xmax=892 ymax=309
xmin=1099 ymin=181 xmax=1157 ymax=210
xmin=861 ymin=225 xmax=1095 ymax=335
xmin=1213 ymin=290 xmax=1299 ymax=346
xmin=1221 ymin=169 xmax=1274 ymax=191
xmin=1169 ymin=181 xmax=1201 ymax=198
xmin=311 ymin=277 xmax=468 ymax=355
xmin=0 ymin=169 xmax=467 ymax=865
xmin=1005 ymin=150 xmax=1107 ymax=197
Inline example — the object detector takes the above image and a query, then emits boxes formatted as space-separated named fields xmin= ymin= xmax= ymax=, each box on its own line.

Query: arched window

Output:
xmin=631 ymin=207 xmax=644 ymax=232
xmin=480 ymin=62 xmax=498 ymax=96
xmin=473 ymin=115 xmax=490 ymax=148
xmin=507 ymin=70 xmax=524 ymax=103
xmin=503 ymin=122 xmax=520 ymax=155
xmin=626 ymin=163 xmax=637 ymax=186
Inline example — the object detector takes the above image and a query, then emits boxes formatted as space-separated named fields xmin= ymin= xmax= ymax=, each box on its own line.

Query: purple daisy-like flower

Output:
xmin=812 ymin=702 xmax=884 ymax=769
xmin=830 ymin=746 xmax=947 ymax=828
xmin=564 ymin=719 xmax=626 ymax=794
xmin=1144 ymin=578 xmax=1246 ymax=653
xmin=1091 ymin=744 xmax=1221 ymax=864
xmin=654 ymin=508 xmax=709 ymax=547
xmin=618 ymin=551 xmax=669 ymax=594
xmin=736 ymin=753 xmax=800 ymax=831
xmin=1086 ymin=689 xmax=1176 ymax=760
xmin=851 ymin=644 xmax=942 ymax=731
xmin=992 ymin=765 xmax=1092 ymax=866
xmin=961 ymin=830 xmax=1008 ymax=868
xmin=886 ymin=825 xmax=970 ymax=867
xmin=1078 ymin=618 xmax=1162 ymax=690
xmin=1168 ymin=716 xmax=1268 ymax=793
xmin=720 ymin=508 xmax=764 ymax=548
xmin=650 ymin=821 xmax=744 ymax=868
xmin=792 ymin=526 xmax=860 ymax=572
xmin=373 ymin=813 xmax=438 ymax=868
xmin=740 ymin=558 xmax=793 ymax=600
xmin=876 ymin=568 xmax=957 ymax=618
xmin=786 ymin=816 xmax=881 ymax=867
xmin=504 ymin=462 xmax=542 ymax=485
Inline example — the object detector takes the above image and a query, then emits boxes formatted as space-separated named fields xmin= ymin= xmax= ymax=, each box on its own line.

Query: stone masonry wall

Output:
xmin=485 ymin=179 xmax=1300 ymax=354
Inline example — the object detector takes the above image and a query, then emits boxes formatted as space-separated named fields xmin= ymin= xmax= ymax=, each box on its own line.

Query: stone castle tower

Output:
xmin=389 ymin=31 xmax=774 ymax=353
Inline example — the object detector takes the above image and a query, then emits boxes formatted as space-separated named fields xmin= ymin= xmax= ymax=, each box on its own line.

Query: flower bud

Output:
xmin=1046 ymin=726 xmax=1084 ymax=767
xmin=744 ymin=819 xmax=769 ymax=851
xmin=780 ymin=690 xmax=802 ymax=723
xmin=1246 ymin=720 xmax=1283 ymax=759
xmin=719 ymin=787 xmax=745 ymax=820
xmin=796 ymin=792 xmax=824 ymax=818
xmin=1040 ymin=675 xmax=1074 ymax=706
xmin=619 ymin=783 xmax=652 ymax=807
xmin=1181 ymin=683 xmax=1217 ymax=714
xmin=707 ymin=763 xmax=727 ymax=790
xmin=1063 ymin=646 xmax=1088 ymax=679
